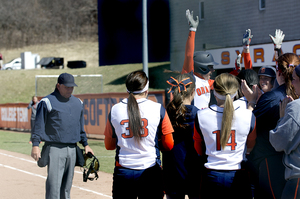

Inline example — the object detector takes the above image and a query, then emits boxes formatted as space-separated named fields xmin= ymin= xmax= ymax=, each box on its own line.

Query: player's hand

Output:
xmin=31 ymin=146 xmax=41 ymax=161
xmin=241 ymin=79 xmax=258 ymax=103
xmin=85 ymin=145 xmax=94 ymax=155
xmin=269 ymin=29 xmax=285 ymax=49
xmin=279 ymin=95 xmax=294 ymax=118
xmin=186 ymin=9 xmax=199 ymax=32
xmin=242 ymin=29 xmax=253 ymax=46
xmin=234 ymin=54 xmax=242 ymax=71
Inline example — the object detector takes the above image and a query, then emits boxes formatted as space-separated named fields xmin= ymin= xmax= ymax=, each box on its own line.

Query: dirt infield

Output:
xmin=0 ymin=149 xmax=186 ymax=199
xmin=0 ymin=149 xmax=113 ymax=199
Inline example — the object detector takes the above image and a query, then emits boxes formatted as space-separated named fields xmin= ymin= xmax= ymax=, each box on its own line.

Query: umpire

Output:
xmin=31 ymin=73 xmax=94 ymax=199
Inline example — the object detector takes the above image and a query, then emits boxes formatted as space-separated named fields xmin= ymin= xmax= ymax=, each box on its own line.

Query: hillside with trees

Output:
xmin=0 ymin=0 xmax=98 ymax=49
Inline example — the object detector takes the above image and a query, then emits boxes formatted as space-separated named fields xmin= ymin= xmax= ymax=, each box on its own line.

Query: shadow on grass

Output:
xmin=106 ymin=63 xmax=180 ymax=90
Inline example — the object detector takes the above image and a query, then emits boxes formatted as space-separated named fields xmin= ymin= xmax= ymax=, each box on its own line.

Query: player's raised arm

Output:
xmin=181 ymin=9 xmax=198 ymax=74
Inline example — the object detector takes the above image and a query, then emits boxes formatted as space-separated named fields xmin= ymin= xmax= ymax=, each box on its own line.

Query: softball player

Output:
xmin=181 ymin=9 xmax=218 ymax=110
xmin=194 ymin=73 xmax=256 ymax=199
xmin=104 ymin=71 xmax=174 ymax=199
xmin=163 ymin=73 xmax=201 ymax=199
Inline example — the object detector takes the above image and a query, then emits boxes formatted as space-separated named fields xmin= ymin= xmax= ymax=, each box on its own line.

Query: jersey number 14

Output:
xmin=213 ymin=130 xmax=237 ymax=151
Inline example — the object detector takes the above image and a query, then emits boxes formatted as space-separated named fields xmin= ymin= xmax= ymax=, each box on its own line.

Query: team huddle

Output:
xmin=104 ymin=9 xmax=300 ymax=199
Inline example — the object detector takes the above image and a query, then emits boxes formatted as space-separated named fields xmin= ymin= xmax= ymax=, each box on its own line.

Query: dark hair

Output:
xmin=237 ymin=69 xmax=259 ymax=88
xmin=166 ymin=73 xmax=195 ymax=129
xmin=277 ymin=53 xmax=300 ymax=99
xmin=236 ymin=69 xmax=259 ymax=98
xmin=125 ymin=71 xmax=148 ymax=142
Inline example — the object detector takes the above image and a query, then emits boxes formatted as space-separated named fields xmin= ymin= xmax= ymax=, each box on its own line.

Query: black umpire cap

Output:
xmin=57 ymin=73 xmax=78 ymax=87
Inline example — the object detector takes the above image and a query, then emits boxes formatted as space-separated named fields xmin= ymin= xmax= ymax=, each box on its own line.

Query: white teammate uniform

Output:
xmin=194 ymin=104 xmax=256 ymax=170
xmin=104 ymin=98 xmax=174 ymax=170
xmin=193 ymin=76 xmax=213 ymax=110
xmin=233 ymin=96 xmax=248 ymax=109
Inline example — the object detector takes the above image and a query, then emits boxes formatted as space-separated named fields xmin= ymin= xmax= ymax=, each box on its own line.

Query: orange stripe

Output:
xmin=294 ymin=178 xmax=300 ymax=199
xmin=161 ymin=133 xmax=174 ymax=151
xmin=265 ymin=158 xmax=276 ymax=199
xmin=161 ymin=112 xmax=174 ymax=135
xmin=104 ymin=119 xmax=117 ymax=150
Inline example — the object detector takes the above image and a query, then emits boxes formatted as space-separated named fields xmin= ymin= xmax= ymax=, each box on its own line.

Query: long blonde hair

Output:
xmin=213 ymin=73 xmax=239 ymax=149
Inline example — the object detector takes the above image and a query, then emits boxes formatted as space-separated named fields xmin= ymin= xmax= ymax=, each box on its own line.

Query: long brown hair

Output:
xmin=277 ymin=53 xmax=300 ymax=99
xmin=166 ymin=73 xmax=195 ymax=129
xmin=125 ymin=71 xmax=148 ymax=142
xmin=213 ymin=73 xmax=239 ymax=149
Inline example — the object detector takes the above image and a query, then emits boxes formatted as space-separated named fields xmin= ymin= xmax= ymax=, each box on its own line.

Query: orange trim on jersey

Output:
xmin=294 ymin=178 xmax=300 ymax=199
xmin=104 ymin=119 xmax=117 ymax=150
xmin=181 ymin=31 xmax=195 ymax=74
xmin=208 ymin=79 xmax=214 ymax=90
xmin=230 ymin=69 xmax=239 ymax=76
xmin=193 ymin=125 xmax=205 ymax=156
xmin=115 ymin=161 xmax=122 ymax=167
xmin=243 ymin=52 xmax=253 ymax=70
xmin=161 ymin=112 xmax=174 ymax=135
xmin=161 ymin=133 xmax=174 ymax=151
xmin=160 ymin=112 xmax=174 ymax=150
xmin=247 ymin=120 xmax=257 ymax=149
xmin=265 ymin=158 xmax=276 ymax=199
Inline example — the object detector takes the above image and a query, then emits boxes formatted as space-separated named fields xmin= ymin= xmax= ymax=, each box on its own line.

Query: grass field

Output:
xmin=0 ymin=129 xmax=116 ymax=174
xmin=0 ymin=41 xmax=179 ymax=104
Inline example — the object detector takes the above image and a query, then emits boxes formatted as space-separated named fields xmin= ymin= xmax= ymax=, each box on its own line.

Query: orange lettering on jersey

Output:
xmin=196 ymin=87 xmax=209 ymax=96
xmin=201 ymin=87 xmax=205 ymax=94
xmin=120 ymin=118 xmax=149 ymax=138
xmin=196 ymin=88 xmax=202 ymax=96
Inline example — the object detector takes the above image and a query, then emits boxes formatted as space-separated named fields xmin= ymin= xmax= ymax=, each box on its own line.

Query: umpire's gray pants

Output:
xmin=46 ymin=144 xmax=76 ymax=199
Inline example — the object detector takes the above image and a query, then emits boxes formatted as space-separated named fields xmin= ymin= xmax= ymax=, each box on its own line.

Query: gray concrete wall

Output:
xmin=170 ymin=0 xmax=300 ymax=71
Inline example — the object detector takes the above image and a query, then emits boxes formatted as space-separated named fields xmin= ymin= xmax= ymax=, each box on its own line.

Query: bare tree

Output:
xmin=0 ymin=0 xmax=98 ymax=49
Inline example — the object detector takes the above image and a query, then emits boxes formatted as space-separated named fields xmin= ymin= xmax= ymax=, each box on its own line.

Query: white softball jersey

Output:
xmin=193 ymin=76 xmax=211 ymax=110
xmin=233 ymin=96 xmax=248 ymax=109
xmin=107 ymin=98 xmax=173 ymax=170
xmin=195 ymin=104 xmax=256 ymax=170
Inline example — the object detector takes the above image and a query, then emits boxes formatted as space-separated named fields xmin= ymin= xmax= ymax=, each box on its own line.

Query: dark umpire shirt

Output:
xmin=31 ymin=89 xmax=88 ymax=147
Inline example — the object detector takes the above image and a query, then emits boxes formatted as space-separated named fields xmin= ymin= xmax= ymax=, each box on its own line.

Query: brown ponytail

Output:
xmin=125 ymin=71 xmax=148 ymax=142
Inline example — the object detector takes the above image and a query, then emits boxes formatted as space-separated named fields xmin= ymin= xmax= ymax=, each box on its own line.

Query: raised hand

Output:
xmin=186 ymin=9 xmax=199 ymax=31
xmin=269 ymin=29 xmax=285 ymax=49
xmin=243 ymin=29 xmax=253 ymax=46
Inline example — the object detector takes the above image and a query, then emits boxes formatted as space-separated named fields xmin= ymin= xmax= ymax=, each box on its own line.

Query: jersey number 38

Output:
xmin=120 ymin=118 xmax=149 ymax=138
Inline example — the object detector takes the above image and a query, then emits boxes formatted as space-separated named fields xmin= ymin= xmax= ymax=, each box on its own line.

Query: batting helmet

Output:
xmin=258 ymin=66 xmax=276 ymax=78
xmin=194 ymin=51 xmax=219 ymax=75
xmin=83 ymin=152 xmax=100 ymax=182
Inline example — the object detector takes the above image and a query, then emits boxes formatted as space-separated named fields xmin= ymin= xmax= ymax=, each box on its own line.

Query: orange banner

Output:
xmin=0 ymin=91 xmax=166 ymax=137
xmin=0 ymin=103 xmax=31 ymax=130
